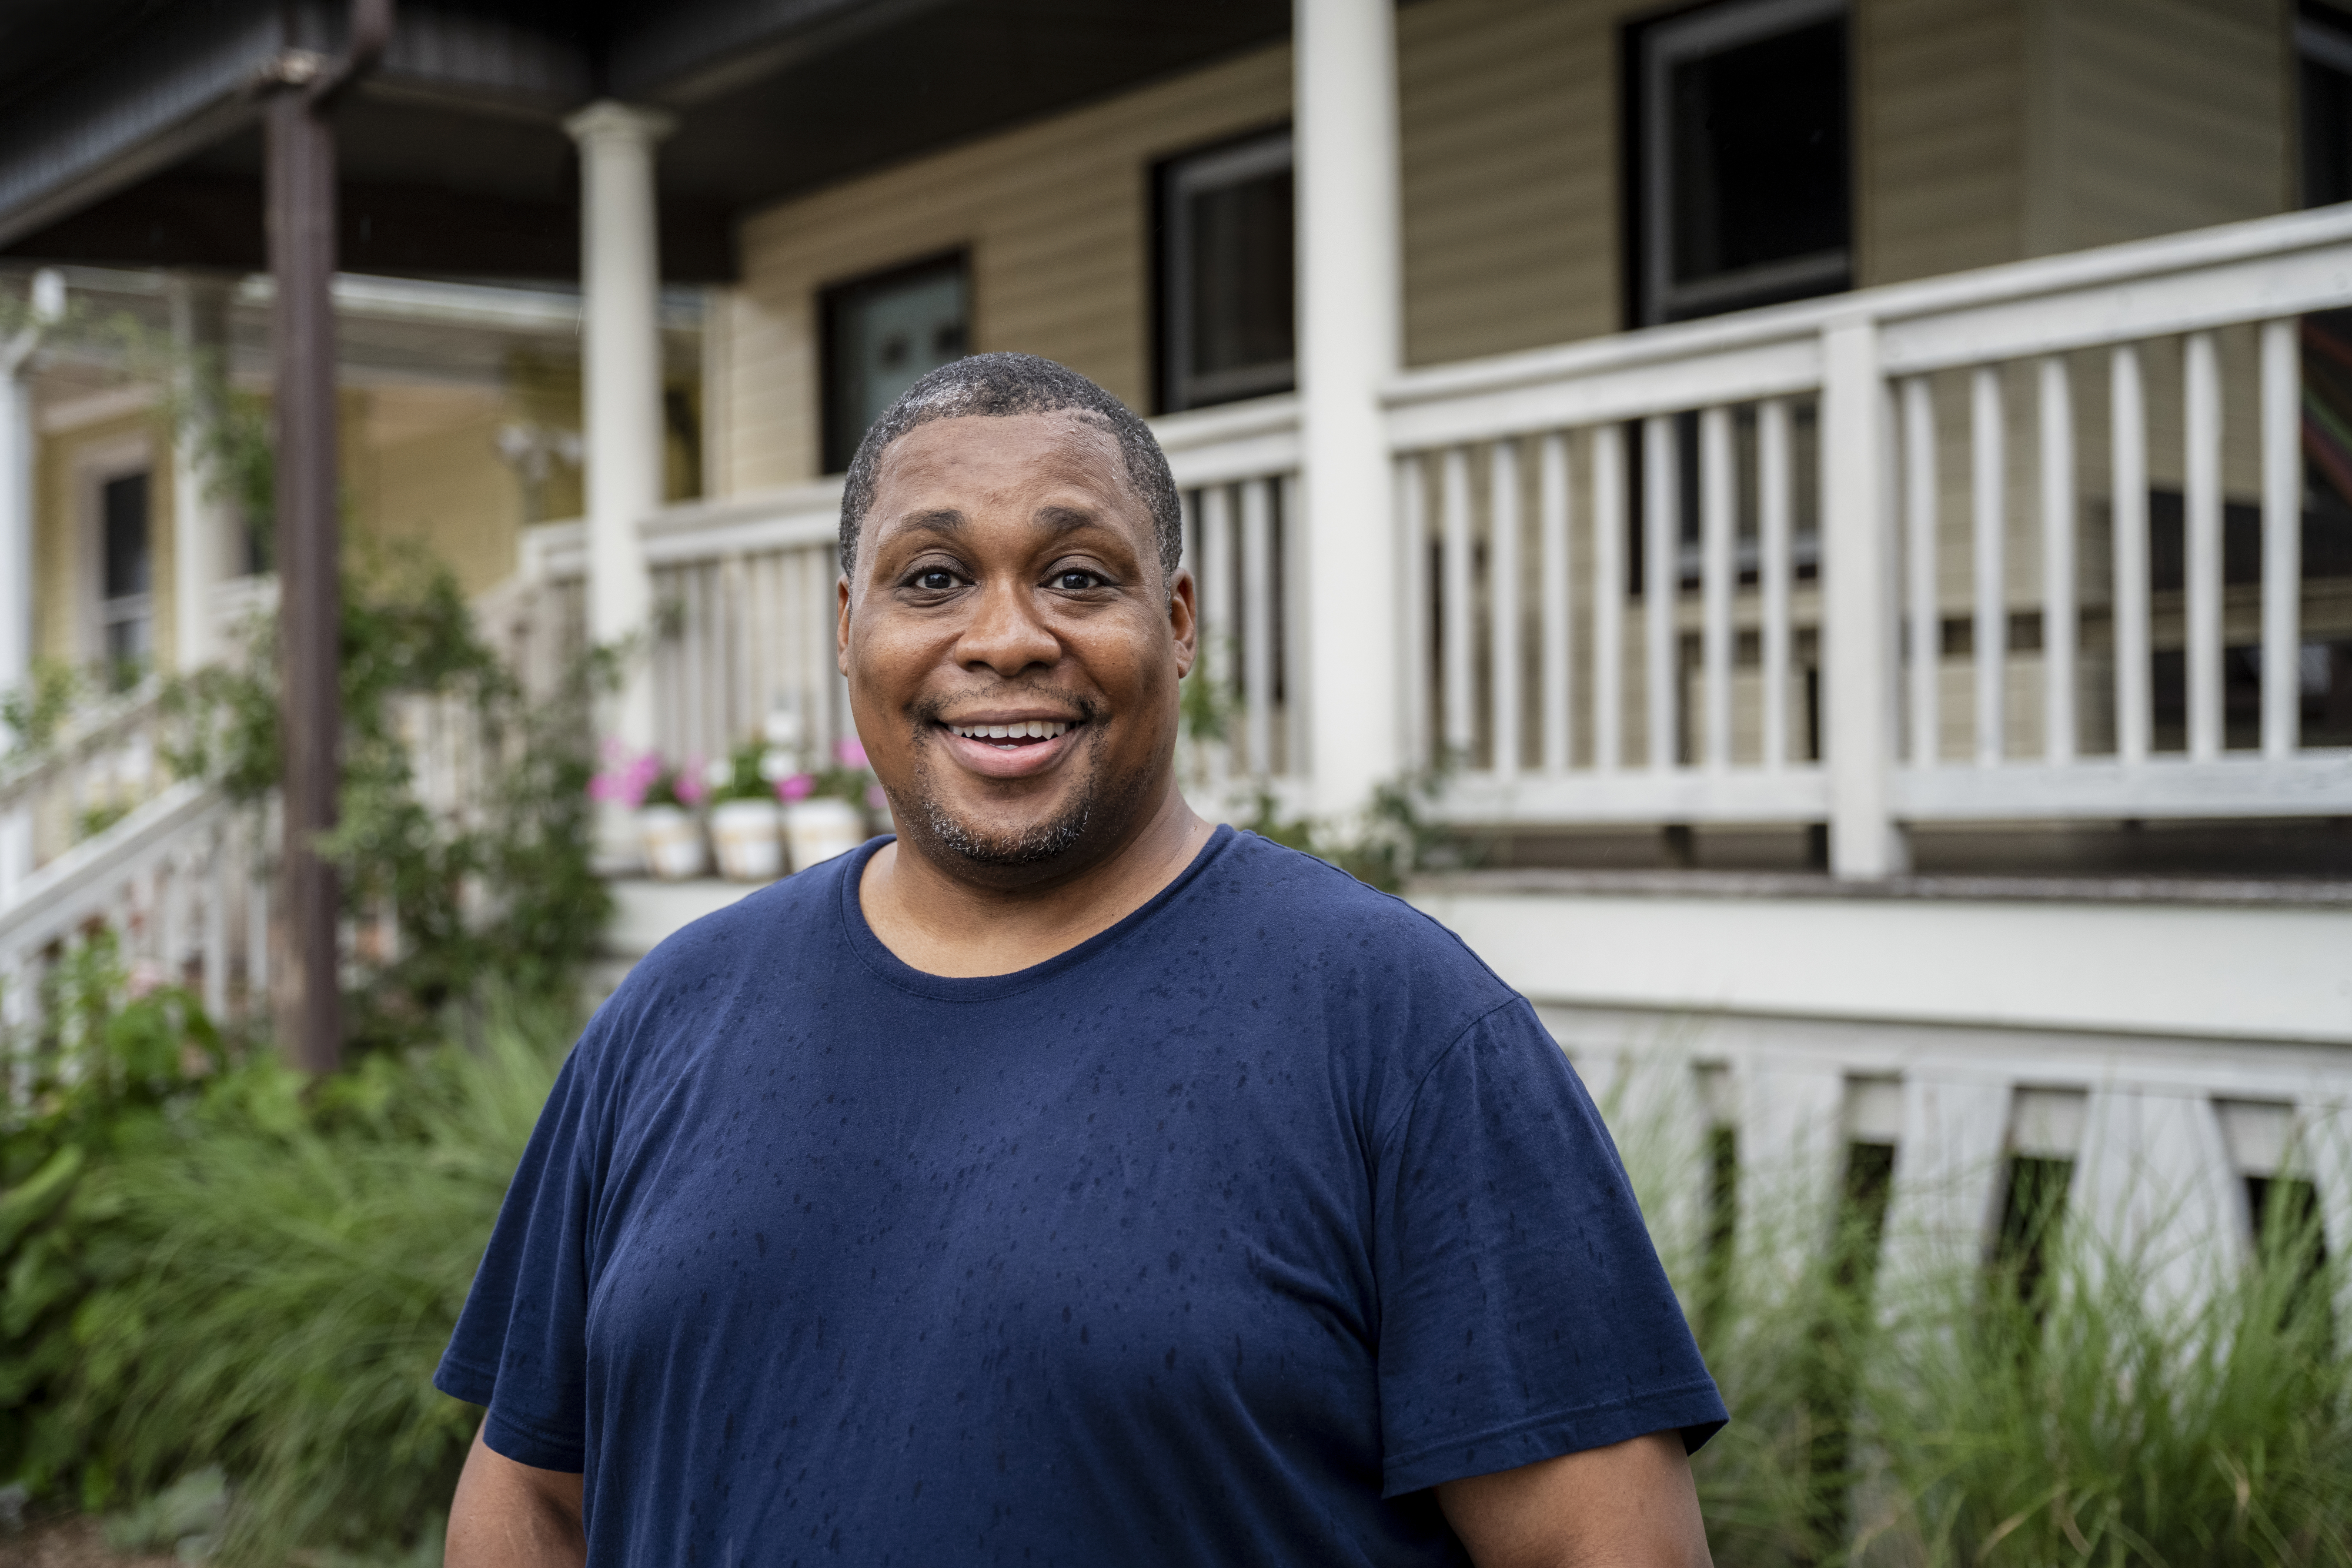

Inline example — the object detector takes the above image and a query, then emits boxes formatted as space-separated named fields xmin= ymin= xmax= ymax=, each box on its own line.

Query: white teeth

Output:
xmin=948 ymin=720 xmax=1072 ymax=740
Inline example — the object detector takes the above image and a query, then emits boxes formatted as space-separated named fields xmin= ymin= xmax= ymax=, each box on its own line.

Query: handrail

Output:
xmin=0 ymin=678 xmax=164 ymax=811
xmin=1384 ymin=200 xmax=2352 ymax=409
xmin=0 ymin=778 xmax=220 ymax=947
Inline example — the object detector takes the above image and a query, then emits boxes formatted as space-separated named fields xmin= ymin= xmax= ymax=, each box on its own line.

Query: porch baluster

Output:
xmin=1538 ymin=433 xmax=1572 ymax=775
xmin=2039 ymin=356 xmax=2077 ymax=764
xmin=1971 ymin=366 xmax=2006 ymax=765
xmin=1699 ymin=406 xmax=1734 ymax=771
xmin=2185 ymin=331 xmax=2226 ymax=761
xmin=1488 ymin=439 xmax=1521 ymax=778
xmin=2111 ymin=346 xmax=2151 ymax=764
xmin=2261 ymin=319 xmax=2303 ymax=760
xmin=1591 ymin=424 xmax=1626 ymax=773
xmin=1642 ymin=416 xmax=1677 ymax=772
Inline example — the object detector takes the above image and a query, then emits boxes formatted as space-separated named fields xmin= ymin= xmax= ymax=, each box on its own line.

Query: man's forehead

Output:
xmin=868 ymin=412 xmax=1144 ymax=531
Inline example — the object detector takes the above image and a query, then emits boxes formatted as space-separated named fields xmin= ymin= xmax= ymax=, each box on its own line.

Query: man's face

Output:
xmin=838 ymin=410 xmax=1196 ymax=882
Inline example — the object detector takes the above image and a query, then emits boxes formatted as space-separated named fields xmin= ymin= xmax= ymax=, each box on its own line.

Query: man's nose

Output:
xmin=954 ymin=577 xmax=1059 ymax=677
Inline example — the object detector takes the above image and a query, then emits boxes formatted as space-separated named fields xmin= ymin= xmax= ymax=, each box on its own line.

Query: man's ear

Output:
xmin=836 ymin=573 xmax=852 ymax=676
xmin=1167 ymin=567 xmax=1198 ymax=680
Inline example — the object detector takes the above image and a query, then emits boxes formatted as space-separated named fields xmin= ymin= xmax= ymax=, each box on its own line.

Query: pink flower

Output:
xmin=673 ymin=763 xmax=710 ymax=807
xmin=834 ymin=735 xmax=868 ymax=768
xmin=588 ymin=748 xmax=661 ymax=809
xmin=778 ymin=772 xmax=817 ymax=802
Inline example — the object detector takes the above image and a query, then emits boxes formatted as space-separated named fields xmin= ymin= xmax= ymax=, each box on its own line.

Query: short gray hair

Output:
xmin=837 ymin=352 xmax=1181 ymax=586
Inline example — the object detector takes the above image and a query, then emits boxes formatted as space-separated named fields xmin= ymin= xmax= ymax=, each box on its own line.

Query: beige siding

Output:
xmin=1859 ymin=0 xmax=2029 ymax=285
xmin=719 ymin=47 xmax=1292 ymax=494
xmin=716 ymin=0 xmax=2303 ymax=493
xmin=2030 ymin=0 xmax=2290 ymax=255
xmin=1398 ymin=0 xmax=1616 ymax=364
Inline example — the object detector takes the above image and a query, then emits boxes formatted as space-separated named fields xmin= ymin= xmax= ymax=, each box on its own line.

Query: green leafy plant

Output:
xmin=163 ymin=541 xmax=613 ymax=1054
xmin=0 ymin=932 xmax=228 ymax=1504
xmin=704 ymin=741 xmax=786 ymax=806
xmin=0 ymin=658 xmax=88 ymax=760
xmin=1599 ymin=1070 xmax=2352 ymax=1568
xmin=55 ymin=1014 xmax=566 ymax=1565
xmin=1234 ymin=753 xmax=1461 ymax=893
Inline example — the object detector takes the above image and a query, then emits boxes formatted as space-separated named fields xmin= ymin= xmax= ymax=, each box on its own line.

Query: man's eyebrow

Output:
xmin=884 ymin=507 xmax=964 ymax=539
xmin=1033 ymin=504 xmax=1105 ymax=534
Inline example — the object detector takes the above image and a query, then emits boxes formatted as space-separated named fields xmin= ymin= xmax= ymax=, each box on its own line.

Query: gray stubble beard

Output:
xmin=904 ymin=724 xmax=1144 ymax=868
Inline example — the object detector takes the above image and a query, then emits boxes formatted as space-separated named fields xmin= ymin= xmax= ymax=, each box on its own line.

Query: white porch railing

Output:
xmin=513 ymin=205 xmax=2352 ymax=871
xmin=1389 ymin=205 xmax=2352 ymax=870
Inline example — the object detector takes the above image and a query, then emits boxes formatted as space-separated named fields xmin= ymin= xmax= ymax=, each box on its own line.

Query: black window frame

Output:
xmin=2299 ymin=1 xmax=2352 ymax=209
xmin=1624 ymin=0 xmax=1854 ymax=329
xmin=98 ymin=467 xmax=152 ymax=682
xmin=818 ymin=249 xmax=973 ymax=476
xmin=1153 ymin=125 xmax=1296 ymax=415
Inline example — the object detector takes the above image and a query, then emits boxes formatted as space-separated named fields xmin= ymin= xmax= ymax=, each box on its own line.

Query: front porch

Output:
xmin=508 ymin=203 xmax=2352 ymax=878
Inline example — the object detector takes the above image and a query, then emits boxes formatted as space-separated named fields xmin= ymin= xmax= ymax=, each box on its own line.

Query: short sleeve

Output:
xmin=433 ymin=1044 xmax=600 ymax=1473
xmin=1371 ymin=999 xmax=1725 ymax=1497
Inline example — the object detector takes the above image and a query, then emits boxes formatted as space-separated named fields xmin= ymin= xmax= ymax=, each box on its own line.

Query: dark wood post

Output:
xmin=264 ymin=0 xmax=390 ymax=1074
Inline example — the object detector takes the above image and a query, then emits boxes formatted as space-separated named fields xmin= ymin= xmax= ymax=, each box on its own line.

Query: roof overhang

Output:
xmin=0 ymin=0 xmax=1291 ymax=284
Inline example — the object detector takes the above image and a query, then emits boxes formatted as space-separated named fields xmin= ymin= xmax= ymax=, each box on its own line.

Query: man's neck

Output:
xmin=856 ymin=784 xmax=1212 ymax=978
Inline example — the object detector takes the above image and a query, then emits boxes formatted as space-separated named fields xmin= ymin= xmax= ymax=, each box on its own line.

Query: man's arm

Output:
xmin=446 ymin=1423 xmax=587 ymax=1568
xmin=1435 ymin=1429 xmax=1712 ymax=1568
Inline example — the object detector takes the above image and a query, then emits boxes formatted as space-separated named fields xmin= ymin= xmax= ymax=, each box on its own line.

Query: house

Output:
xmin=1 ymin=0 xmax=2348 ymax=1322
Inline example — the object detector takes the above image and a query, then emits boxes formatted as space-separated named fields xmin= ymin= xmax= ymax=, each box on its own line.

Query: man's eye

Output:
xmin=1051 ymin=570 xmax=1102 ymax=591
xmin=912 ymin=569 xmax=958 ymax=591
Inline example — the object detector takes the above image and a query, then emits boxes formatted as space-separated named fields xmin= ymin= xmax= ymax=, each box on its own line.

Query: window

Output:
xmin=2300 ymin=2 xmax=2352 ymax=208
xmin=1157 ymin=128 xmax=1294 ymax=413
xmin=820 ymin=253 xmax=970 ymax=474
xmin=1629 ymin=0 xmax=1851 ymax=326
xmin=99 ymin=470 xmax=152 ymax=681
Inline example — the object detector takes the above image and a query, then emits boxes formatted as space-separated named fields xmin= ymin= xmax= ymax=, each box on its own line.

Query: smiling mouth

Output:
xmin=944 ymin=720 xmax=1077 ymax=748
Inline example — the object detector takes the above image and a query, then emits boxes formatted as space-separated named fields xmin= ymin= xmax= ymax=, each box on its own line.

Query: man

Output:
xmin=438 ymin=353 xmax=1724 ymax=1566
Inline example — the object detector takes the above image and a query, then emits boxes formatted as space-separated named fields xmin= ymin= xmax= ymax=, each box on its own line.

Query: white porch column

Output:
xmin=1 ymin=270 xmax=61 ymax=904
xmin=0 ymin=270 xmax=62 ymax=711
xmin=166 ymin=273 xmax=235 ymax=671
xmin=1294 ymin=0 xmax=1404 ymax=818
xmin=566 ymin=101 xmax=674 ymax=785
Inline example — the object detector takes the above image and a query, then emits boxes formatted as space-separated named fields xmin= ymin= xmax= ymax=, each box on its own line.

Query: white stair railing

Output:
xmin=0 ymin=780 xmax=272 ymax=1070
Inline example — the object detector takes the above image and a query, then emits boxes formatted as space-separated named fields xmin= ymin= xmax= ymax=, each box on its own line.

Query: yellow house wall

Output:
xmin=345 ymin=385 xmax=530 ymax=599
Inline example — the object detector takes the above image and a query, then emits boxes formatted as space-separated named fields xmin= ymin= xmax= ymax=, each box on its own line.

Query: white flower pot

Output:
xmin=783 ymin=797 xmax=866 ymax=872
xmin=637 ymin=804 xmax=707 ymax=881
xmin=709 ymin=797 xmax=785 ymax=882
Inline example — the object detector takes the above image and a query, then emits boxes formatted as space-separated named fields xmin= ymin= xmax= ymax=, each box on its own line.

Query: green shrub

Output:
xmin=1618 ymin=1111 xmax=2352 ymax=1567
xmin=26 ymin=1005 xmax=565 ymax=1564
xmin=0 ymin=937 xmax=226 ymax=1498
xmin=1863 ymin=1198 xmax=2351 ymax=1566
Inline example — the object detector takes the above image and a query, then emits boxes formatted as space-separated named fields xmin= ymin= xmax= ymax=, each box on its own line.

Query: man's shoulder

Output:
xmin=1191 ymin=830 xmax=1518 ymax=1007
xmin=579 ymin=845 xmax=858 ymax=1059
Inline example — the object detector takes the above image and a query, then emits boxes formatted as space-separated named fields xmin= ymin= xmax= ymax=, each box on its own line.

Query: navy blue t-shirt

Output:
xmin=436 ymin=827 xmax=1722 ymax=1564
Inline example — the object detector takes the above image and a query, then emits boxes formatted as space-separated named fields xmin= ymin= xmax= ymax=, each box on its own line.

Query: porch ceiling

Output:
xmin=0 ymin=0 xmax=1288 ymax=283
